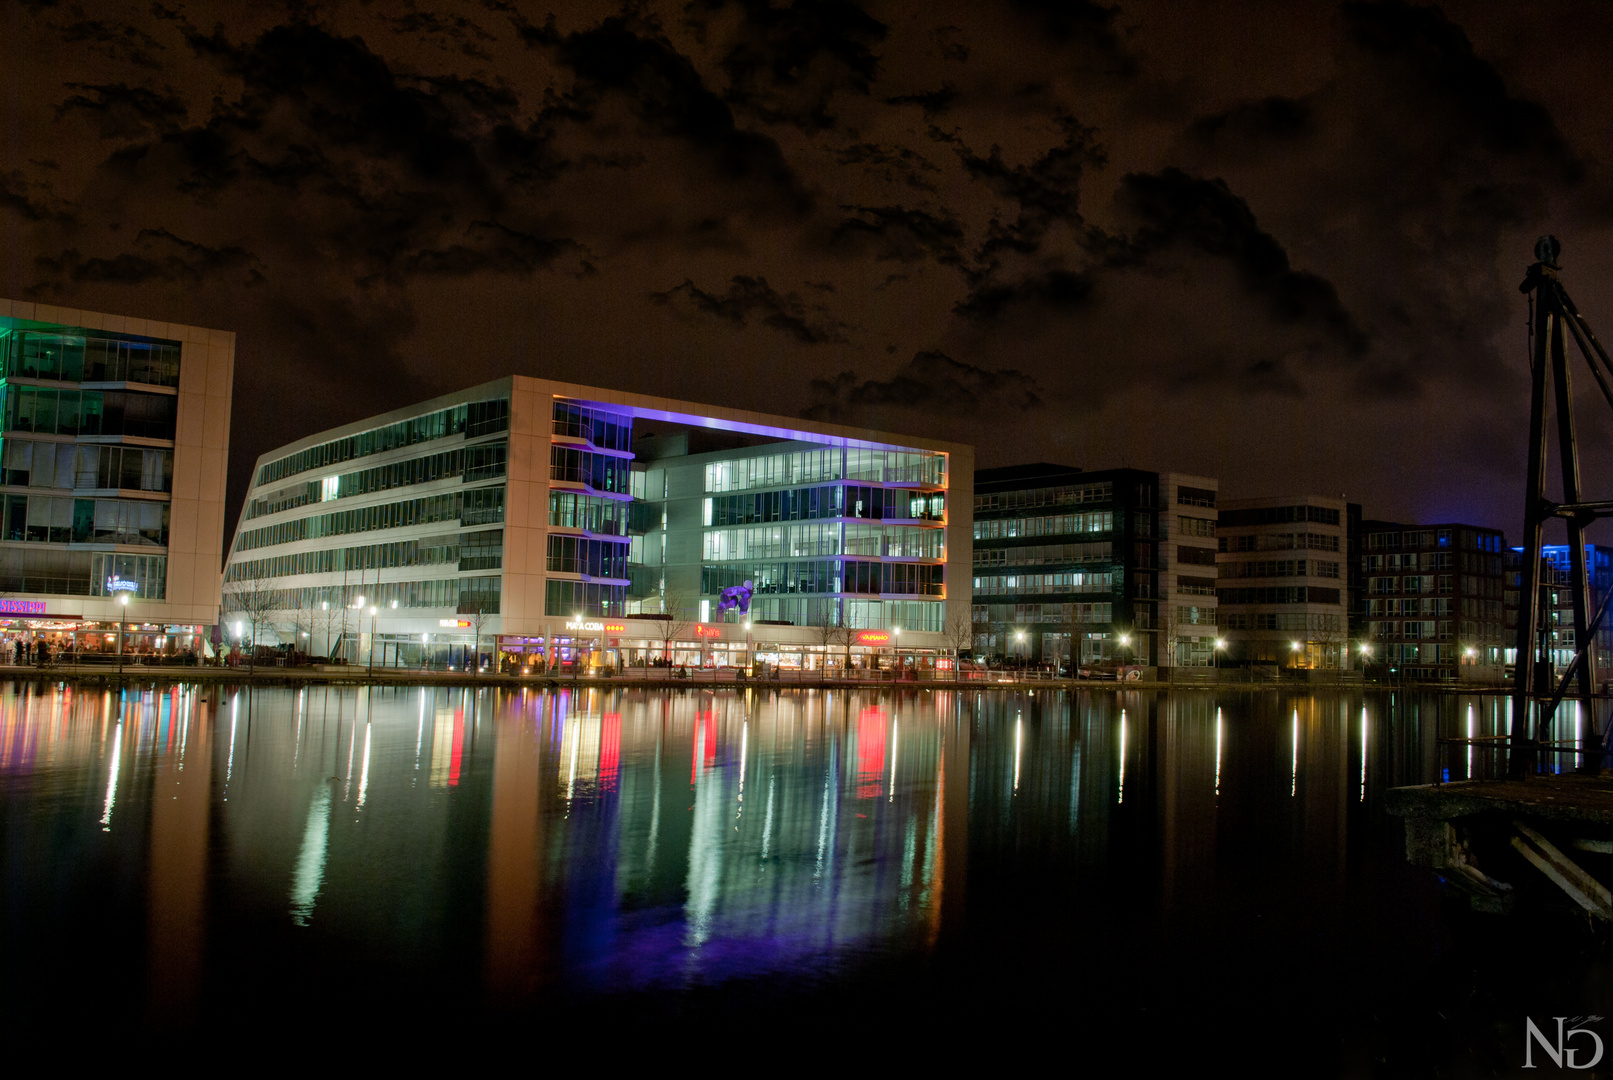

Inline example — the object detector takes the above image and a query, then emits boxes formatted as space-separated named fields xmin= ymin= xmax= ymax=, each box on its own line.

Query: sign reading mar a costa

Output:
xmin=0 ymin=599 xmax=46 ymax=616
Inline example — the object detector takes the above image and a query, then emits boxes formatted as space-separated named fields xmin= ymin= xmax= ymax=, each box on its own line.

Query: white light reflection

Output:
xmin=415 ymin=689 xmax=426 ymax=774
xmin=100 ymin=721 xmax=123 ymax=830
xmin=1118 ymin=710 xmax=1127 ymax=804
xmin=289 ymin=786 xmax=331 ymax=925
xmin=736 ymin=719 xmax=748 ymax=825
xmin=1013 ymin=712 xmax=1023 ymax=795
xmin=1290 ymin=709 xmax=1299 ymax=797
xmin=1359 ymin=707 xmax=1368 ymax=802
xmin=1214 ymin=707 xmax=1223 ymax=797
xmin=889 ymin=718 xmax=899 ymax=801
xmin=356 ymin=723 xmax=372 ymax=808
xmin=565 ymin=707 xmax=582 ymax=805
xmin=226 ymin=693 xmax=238 ymax=787
xmin=1466 ymin=704 xmax=1474 ymax=780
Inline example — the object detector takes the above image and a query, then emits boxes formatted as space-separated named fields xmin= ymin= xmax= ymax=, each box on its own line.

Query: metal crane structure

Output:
xmin=1511 ymin=235 xmax=1613 ymax=778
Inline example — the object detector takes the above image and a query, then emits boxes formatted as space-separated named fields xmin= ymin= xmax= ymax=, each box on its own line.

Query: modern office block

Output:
xmin=1361 ymin=521 xmax=1507 ymax=680
xmin=971 ymin=464 xmax=1219 ymax=668
xmin=1216 ymin=495 xmax=1358 ymax=669
xmin=224 ymin=377 xmax=971 ymax=671
xmin=0 ymin=298 xmax=233 ymax=655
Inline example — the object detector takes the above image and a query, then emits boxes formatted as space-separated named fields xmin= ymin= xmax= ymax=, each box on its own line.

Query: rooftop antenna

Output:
xmin=1511 ymin=235 xmax=1613 ymax=777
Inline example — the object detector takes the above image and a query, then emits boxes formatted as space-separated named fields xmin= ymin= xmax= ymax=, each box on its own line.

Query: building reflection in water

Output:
xmin=0 ymin=681 xmax=1526 ymax=1025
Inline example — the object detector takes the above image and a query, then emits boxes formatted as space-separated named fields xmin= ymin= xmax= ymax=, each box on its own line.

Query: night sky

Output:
xmin=6 ymin=0 xmax=1613 ymax=539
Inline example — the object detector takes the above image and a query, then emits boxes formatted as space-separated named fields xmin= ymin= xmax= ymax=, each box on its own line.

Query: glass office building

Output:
xmin=0 ymin=299 xmax=234 ymax=656
xmin=224 ymin=378 xmax=971 ymax=671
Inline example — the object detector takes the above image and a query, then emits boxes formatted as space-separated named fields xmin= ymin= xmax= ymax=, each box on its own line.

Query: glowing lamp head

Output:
xmin=1291 ymin=641 xmax=1301 ymax=651
xmin=369 ymin=606 xmax=377 ymax=616
xmin=1118 ymin=634 xmax=1130 ymax=646
xmin=118 ymin=594 xmax=128 ymax=606
xmin=1215 ymin=639 xmax=1226 ymax=649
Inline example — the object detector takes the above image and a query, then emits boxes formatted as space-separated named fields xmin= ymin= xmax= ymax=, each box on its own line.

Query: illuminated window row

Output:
xmin=255 ymin=398 xmax=509 ymax=486
xmin=974 ymin=482 xmax=1112 ymax=513
xmin=0 ymin=547 xmax=166 ymax=599
xmin=552 ymin=401 xmax=633 ymax=451
xmin=703 ymin=522 xmax=944 ymax=561
xmin=973 ymin=541 xmax=1112 ymax=567
xmin=705 ymin=485 xmax=944 ymax=527
xmin=3 ymin=440 xmax=172 ymax=493
xmin=233 ymin=487 xmax=505 ymax=552
xmin=972 ymin=511 xmax=1113 ymax=540
xmin=224 ymin=530 xmax=502 ymax=582
xmin=0 ymin=328 xmax=181 ymax=387
xmin=246 ymin=441 xmax=507 ymax=520
xmin=261 ymin=576 xmax=501 ymax=615
xmin=0 ymin=494 xmax=166 ymax=547
xmin=972 ymin=571 xmax=1114 ymax=595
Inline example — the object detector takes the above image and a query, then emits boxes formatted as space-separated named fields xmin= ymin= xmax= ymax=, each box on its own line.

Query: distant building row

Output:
xmin=973 ymin=463 xmax=1601 ymax=682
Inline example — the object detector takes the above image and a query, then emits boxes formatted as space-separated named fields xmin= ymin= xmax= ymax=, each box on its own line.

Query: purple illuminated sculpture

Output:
xmin=716 ymin=579 xmax=754 ymax=616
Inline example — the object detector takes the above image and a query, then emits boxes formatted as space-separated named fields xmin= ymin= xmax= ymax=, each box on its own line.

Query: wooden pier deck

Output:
xmin=1387 ymin=775 xmax=1613 ymax=917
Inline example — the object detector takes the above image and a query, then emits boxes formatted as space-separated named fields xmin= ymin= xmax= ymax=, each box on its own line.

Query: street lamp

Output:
xmin=744 ymin=619 xmax=753 ymax=675
xmin=367 ymin=605 xmax=378 ymax=676
xmin=116 ymin=593 xmax=129 ymax=676
xmin=1214 ymin=637 xmax=1227 ymax=674
xmin=1015 ymin=628 xmax=1026 ymax=668
xmin=893 ymin=625 xmax=901 ymax=677
xmin=1291 ymin=640 xmax=1302 ymax=669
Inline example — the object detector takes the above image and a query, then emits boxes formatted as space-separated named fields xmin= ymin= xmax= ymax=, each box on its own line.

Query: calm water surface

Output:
xmin=1 ymin=683 xmax=1605 ymax=1072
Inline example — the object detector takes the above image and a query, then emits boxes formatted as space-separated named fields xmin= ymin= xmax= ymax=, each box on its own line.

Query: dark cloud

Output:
xmin=33 ymin=228 xmax=262 ymax=288
xmin=803 ymin=350 xmax=1044 ymax=424
xmin=695 ymin=0 xmax=889 ymax=132
xmin=1119 ymin=167 xmax=1368 ymax=354
xmin=6 ymin=0 xmax=1612 ymax=539
xmin=57 ymin=83 xmax=189 ymax=139
xmin=651 ymin=275 xmax=849 ymax=343
xmin=831 ymin=204 xmax=965 ymax=265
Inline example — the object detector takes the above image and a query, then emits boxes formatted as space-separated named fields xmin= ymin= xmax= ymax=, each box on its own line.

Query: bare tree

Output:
xmin=288 ymin=598 xmax=316 ymax=665
xmin=461 ymin=597 xmax=494 ymax=676
xmin=945 ymin=608 xmax=974 ymax=681
xmin=1056 ymin=603 xmax=1095 ymax=676
xmin=1158 ymin=602 xmax=1181 ymax=670
xmin=653 ymin=588 xmax=692 ymax=664
xmin=224 ymin=561 xmax=281 ymax=674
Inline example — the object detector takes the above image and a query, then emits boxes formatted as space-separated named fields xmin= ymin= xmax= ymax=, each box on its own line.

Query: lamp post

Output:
xmin=1015 ymin=629 xmax=1026 ymax=669
xmin=893 ymin=625 xmax=901 ymax=679
xmin=352 ymin=595 xmax=365 ymax=666
xmin=321 ymin=601 xmax=329 ymax=659
xmin=116 ymin=593 xmax=129 ymax=676
xmin=1291 ymin=640 xmax=1303 ymax=670
xmin=744 ymin=619 xmax=753 ymax=676
xmin=390 ymin=599 xmax=398 ymax=668
xmin=367 ymin=605 xmax=378 ymax=677
xmin=1214 ymin=637 xmax=1227 ymax=677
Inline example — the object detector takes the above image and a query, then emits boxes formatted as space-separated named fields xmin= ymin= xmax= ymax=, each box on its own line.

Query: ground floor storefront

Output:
xmin=0 ymin=616 xmax=209 ymax=664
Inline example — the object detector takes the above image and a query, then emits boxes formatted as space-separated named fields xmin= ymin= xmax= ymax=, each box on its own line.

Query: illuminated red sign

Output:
xmin=695 ymin=625 xmax=722 ymax=638
xmin=857 ymin=631 xmax=891 ymax=644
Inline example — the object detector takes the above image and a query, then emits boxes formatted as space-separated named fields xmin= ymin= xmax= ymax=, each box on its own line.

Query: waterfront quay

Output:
xmin=3 ymin=658 xmax=1513 ymax=694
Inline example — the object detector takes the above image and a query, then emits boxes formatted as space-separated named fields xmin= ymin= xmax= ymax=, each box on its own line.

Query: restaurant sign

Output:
xmin=566 ymin=620 xmax=627 ymax=633
xmin=0 ymin=599 xmax=46 ymax=616
xmin=857 ymin=631 xmax=892 ymax=644
xmin=106 ymin=577 xmax=139 ymax=593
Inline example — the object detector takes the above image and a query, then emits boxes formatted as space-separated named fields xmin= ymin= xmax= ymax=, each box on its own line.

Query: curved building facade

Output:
xmin=224 ymin=378 xmax=971 ymax=671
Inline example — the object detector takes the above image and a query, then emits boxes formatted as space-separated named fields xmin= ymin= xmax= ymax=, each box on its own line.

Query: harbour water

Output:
xmin=0 ymin=682 xmax=1605 ymax=1072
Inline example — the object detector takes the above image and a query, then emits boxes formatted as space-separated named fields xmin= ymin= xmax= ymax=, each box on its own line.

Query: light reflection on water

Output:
xmin=0 ymin=682 xmax=1603 ymax=1064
